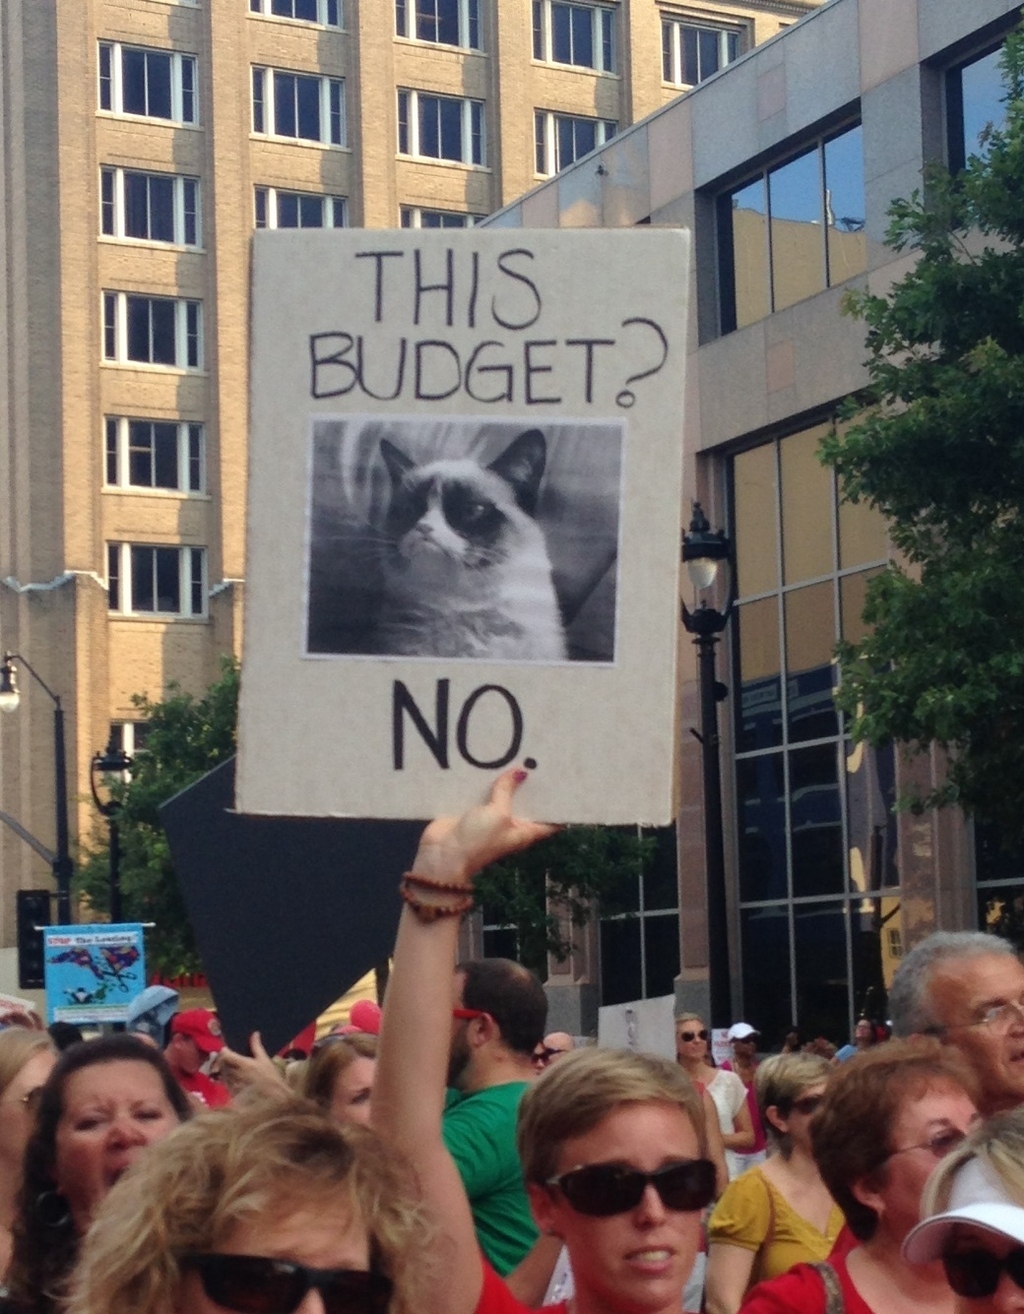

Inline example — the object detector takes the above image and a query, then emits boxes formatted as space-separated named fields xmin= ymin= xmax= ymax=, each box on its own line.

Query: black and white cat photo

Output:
xmin=372 ymin=428 xmax=568 ymax=661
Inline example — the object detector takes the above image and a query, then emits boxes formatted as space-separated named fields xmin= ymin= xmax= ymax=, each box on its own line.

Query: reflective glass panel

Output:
xmin=730 ymin=177 xmax=769 ymax=329
xmin=978 ymin=884 xmax=1024 ymax=953
xmin=644 ymin=915 xmax=680 ymax=998
xmin=976 ymin=823 xmax=1024 ymax=884
xmin=850 ymin=893 xmax=897 ymax=1022
xmin=737 ymin=755 xmax=787 ymax=903
xmin=839 ymin=567 xmax=883 ymax=646
xmin=733 ymin=443 xmax=778 ymax=598
xmin=736 ymin=596 xmax=782 ymax=753
xmin=600 ymin=918 xmax=641 ymax=1006
xmin=297 ymin=74 xmax=321 ymax=139
xmin=784 ymin=582 xmax=838 ymax=743
xmin=845 ymin=740 xmax=897 ymax=891
xmin=823 ymin=125 xmax=866 ymax=285
xmin=961 ymin=46 xmax=1005 ymax=160
xmin=789 ymin=742 xmax=843 ymax=897
xmin=642 ymin=826 xmax=679 ymax=910
xmin=780 ymin=424 xmax=832 ymax=584
xmin=740 ymin=905 xmax=791 ymax=1046
xmin=768 ymin=147 xmax=825 ymax=313
xmin=794 ymin=901 xmax=848 ymax=1041
xmin=146 ymin=52 xmax=172 ymax=119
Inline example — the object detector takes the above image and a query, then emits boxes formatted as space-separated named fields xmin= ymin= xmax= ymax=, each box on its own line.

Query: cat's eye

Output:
xmin=463 ymin=501 xmax=487 ymax=521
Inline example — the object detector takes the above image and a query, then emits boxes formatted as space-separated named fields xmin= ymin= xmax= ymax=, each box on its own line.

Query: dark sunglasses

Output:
xmin=942 ymin=1246 xmax=1024 ymax=1299
xmin=678 ymin=1029 xmax=709 ymax=1043
xmin=546 ymin=1158 xmax=717 ymax=1217
xmin=182 ymin=1254 xmax=393 ymax=1314
xmin=886 ymin=1128 xmax=967 ymax=1161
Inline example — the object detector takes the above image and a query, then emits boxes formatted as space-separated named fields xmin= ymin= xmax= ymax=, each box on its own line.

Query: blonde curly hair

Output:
xmin=65 ymin=1094 xmax=434 ymax=1314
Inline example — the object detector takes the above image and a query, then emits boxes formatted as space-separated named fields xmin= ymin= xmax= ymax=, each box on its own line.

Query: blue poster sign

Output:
xmin=44 ymin=924 xmax=147 ymax=1024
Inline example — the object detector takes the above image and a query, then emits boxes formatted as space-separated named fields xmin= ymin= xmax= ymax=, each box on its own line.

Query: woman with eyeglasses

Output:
xmin=5 ymin=1034 xmax=191 ymax=1314
xmin=676 ymin=1014 xmax=755 ymax=1180
xmin=0 ymin=1031 xmax=56 ymax=1293
xmin=738 ymin=1039 xmax=979 ymax=1314
xmin=64 ymin=1094 xmax=427 ymax=1314
xmin=371 ymin=768 xmax=719 ymax=1314
xmin=903 ymin=1106 xmax=1024 ymax=1314
xmin=705 ymin=1053 xmax=840 ymax=1314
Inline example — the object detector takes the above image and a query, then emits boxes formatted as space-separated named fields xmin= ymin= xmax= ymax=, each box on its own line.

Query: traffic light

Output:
xmin=16 ymin=889 xmax=51 ymax=991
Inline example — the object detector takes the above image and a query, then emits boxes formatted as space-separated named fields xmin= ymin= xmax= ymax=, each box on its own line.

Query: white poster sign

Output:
xmin=237 ymin=228 xmax=690 ymax=824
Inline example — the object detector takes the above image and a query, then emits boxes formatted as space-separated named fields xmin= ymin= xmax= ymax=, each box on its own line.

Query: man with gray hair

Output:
xmin=889 ymin=930 xmax=1024 ymax=1115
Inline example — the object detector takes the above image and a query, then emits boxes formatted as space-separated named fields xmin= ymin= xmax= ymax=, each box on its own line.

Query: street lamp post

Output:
xmin=89 ymin=740 xmax=133 ymax=924
xmin=0 ymin=653 xmax=74 ymax=924
xmin=681 ymin=503 xmax=736 ymax=1031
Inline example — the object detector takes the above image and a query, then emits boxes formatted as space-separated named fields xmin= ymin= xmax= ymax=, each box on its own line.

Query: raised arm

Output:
xmin=371 ymin=770 xmax=556 ymax=1314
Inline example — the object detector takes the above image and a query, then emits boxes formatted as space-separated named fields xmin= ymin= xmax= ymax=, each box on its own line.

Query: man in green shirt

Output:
xmin=444 ymin=957 xmax=547 ymax=1275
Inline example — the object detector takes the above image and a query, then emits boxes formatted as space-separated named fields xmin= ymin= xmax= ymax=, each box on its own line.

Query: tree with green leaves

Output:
xmin=821 ymin=29 xmax=1024 ymax=842
xmin=75 ymin=657 xmax=239 ymax=975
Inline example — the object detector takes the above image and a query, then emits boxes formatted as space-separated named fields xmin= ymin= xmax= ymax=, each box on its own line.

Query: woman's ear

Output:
xmin=849 ymin=1170 xmax=886 ymax=1222
xmin=528 ymin=1182 xmax=563 ymax=1239
xmin=764 ymin=1104 xmax=788 ymax=1137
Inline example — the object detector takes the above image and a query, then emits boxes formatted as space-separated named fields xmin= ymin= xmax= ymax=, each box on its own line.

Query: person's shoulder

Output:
xmin=739 ymin=1263 xmax=829 ymax=1313
xmin=474 ymin=1259 xmax=539 ymax=1314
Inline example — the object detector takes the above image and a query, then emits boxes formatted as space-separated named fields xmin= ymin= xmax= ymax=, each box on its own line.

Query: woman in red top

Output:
xmin=373 ymin=769 xmax=718 ymax=1314
xmin=739 ymin=1040 xmax=980 ymax=1314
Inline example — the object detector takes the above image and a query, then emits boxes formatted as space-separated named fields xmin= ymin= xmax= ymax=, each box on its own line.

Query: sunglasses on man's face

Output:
xmin=182 ymin=1254 xmax=393 ymax=1314
xmin=546 ymin=1157 xmax=717 ymax=1217
xmin=677 ymin=1029 xmax=709 ymax=1043
xmin=942 ymin=1246 xmax=1024 ymax=1300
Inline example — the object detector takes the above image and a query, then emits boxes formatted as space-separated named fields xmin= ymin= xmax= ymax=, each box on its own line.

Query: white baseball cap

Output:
xmin=903 ymin=1157 xmax=1024 ymax=1263
xmin=727 ymin=1022 xmax=759 ymax=1041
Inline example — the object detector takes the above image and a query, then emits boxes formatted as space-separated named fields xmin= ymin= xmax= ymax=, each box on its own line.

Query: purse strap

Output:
xmin=809 ymin=1262 xmax=845 ymax=1314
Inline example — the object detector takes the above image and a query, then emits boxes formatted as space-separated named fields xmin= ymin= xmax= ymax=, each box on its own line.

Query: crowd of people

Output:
xmin=1 ymin=772 xmax=1024 ymax=1314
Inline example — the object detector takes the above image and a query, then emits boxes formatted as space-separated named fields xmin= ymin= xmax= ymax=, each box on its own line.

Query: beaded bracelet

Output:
xmin=401 ymin=870 xmax=475 ymax=896
xmin=399 ymin=882 xmax=474 ymax=923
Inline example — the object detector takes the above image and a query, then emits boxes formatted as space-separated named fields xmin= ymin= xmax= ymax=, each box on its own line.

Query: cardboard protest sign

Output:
xmin=44 ymin=924 xmax=146 ymax=1025
xmin=238 ymin=229 xmax=690 ymax=824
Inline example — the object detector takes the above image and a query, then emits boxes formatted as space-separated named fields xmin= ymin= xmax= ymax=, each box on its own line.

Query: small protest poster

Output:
xmin=238 ymin=228 xmax=690 ymax=824
xmin=44 ymin=924 xmax=147 ymax=1025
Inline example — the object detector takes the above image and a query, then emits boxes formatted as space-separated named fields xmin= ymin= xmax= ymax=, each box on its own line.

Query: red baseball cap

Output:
xmin=171 ymin=1008 xmax=224 ymax=1054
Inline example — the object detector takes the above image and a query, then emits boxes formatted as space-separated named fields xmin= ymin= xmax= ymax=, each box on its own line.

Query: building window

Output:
xmin=397 ymin=90 xmax=484 ymax=165
xmin=251 ymin=68 xmax=345 ymax=145
xmin=729 ymin=420 xmax=893 ymax=1046
xmin=947 ymin=42 xmax=1007 ymax=172
xmin=98 ymin=43 xmax=198 ymax=125
xmin=717 ymin=120 xmax=865 ymax=334
xmin=254 ymin=187 xmax=347 ymax=228
xmin=102 ymin=293 xmax=203 ymax=370
xmin=535 ymin=110 xmax=616 ymax=176
xmin=400 ymin=206 xmax=477 ymax=228
xmin=395 ymin=0 xmax=481 ymax=50
xmin=108 ymin=721 xmax=151 ymax=765
xmin=107 ymin=543 xmax=206 ymax=618
xmin=662 ymin=17 xmax=740 ymax=87
xmin=599 ymin=827 xmax=681 ymax=1006
xmin=532 ymin=1 xmax=614 ymax=73
xmin=104 ymin=418 xmax=204 ymax=493
xmin=249 ymin=0 xmax=342 ymax=26
xmin=100 ymin=169 xmax=200 ymax=246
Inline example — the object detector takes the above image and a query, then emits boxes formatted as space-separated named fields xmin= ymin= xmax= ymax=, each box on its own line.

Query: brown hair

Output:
xmin=812 ymin=1038 xmax=978 ymax=1241
xmin=303 ymin=1034 xmax=377 ymax=1110
xmin=517 ymin=1047 xmax=706 ymax=1186
xmin=66 ymin=1095 xmax=433 ymax=1314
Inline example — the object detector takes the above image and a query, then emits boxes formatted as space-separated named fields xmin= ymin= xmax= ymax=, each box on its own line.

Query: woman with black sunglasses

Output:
xmin=904 ymin=1106 xmax=1024 ymax=1314
xmin=64 ymin=1094 xmax=430 ymax=1314
xmin=372 ymin=768 xmax=719 ymax=1314
xmin=705 ymin=1052 xmax=840 ymax=1314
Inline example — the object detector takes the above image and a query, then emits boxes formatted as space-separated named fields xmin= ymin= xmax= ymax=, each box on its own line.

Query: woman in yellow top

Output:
xmin=704 ymin=1053 xmax=843 ymax=1314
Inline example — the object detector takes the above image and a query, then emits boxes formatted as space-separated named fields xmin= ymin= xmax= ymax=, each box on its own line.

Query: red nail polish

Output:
xmin=513 ymin=769 xmax=528 ymax=783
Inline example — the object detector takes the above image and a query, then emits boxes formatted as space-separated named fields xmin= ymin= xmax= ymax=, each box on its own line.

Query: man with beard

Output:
xmin=444 ymin=957 xmax=547 ymax=1275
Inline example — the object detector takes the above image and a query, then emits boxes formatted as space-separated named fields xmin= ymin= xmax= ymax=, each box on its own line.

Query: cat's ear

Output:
xmin=380 ymin=438 xmax=414 ymax=487
xmin=488 ymin=429 xmax=547 ymax=516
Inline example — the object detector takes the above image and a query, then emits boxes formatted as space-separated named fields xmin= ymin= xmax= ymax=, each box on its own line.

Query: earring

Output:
xmin=34 ymin=1190 xmax=71 ymax=1229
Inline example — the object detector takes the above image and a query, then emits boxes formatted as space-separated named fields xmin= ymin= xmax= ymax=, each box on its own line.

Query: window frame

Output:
xmin=251 ymin=67 xmax=346 ymax=146
xmin=102 ymin=292 xmax=204 ymax=371
xmin=107 ymin=542 xmax=207 ymax=619
xmin=98 ymin=42 xmax=199 ymax=125
xmin=661 ymin=14 xmax=741 ymax=87
xmin=534 ymin=108 xmax=616 ymax=176
xmin=249 ymin=0 xmax=343 ymax=26
xmin=253 ymin=186 xmax=347 ymax=229
xmin=400 ymin=205 xmax=478 ymax=228
xmin=104 ymin=417 xmax=205 ymax=494
xmin=100 ymin=167 xmax=201 ymax=247
xmin=532 ymin=0 xmax=615 ymax=73
xmin=397 ymin=89 xmax=486 ymax=166
xmin=395 ymin=0 xmax=481 ymax=50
